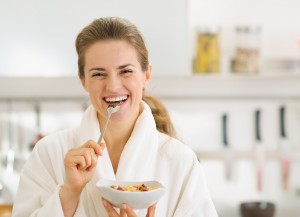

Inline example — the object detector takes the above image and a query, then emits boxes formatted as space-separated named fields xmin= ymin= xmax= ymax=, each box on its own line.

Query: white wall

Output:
xmin=0 ymin=0 xmax=189 ymax=76
xmin=2 ymin=0 xmax=300 ymax=77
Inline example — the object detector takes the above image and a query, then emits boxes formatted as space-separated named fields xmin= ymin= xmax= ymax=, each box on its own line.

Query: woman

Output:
xmin=12 ymin=17 xmax=218 ymax=217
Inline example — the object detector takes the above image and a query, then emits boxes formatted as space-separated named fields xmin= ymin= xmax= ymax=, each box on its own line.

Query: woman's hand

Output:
xmin=102 ymin=199 xmax=156 ymax=217
xmin=60 ymin=140 xmax=105 ymax=217
xmin=64 ymin=140 xmax=105 ymax=193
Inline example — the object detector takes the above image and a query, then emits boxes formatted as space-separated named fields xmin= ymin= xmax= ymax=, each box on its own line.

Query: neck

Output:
xmin=105 ymin=121 xmax=134 ymax=174
xmin=97 ymin=103 xmax=143 ymax=173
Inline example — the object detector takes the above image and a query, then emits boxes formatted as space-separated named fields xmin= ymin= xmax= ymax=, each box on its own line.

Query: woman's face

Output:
xmin=80 ymin=40 xmax=151 ymax=122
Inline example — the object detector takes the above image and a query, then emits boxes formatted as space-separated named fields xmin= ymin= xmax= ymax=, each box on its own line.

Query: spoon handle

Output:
xmin=97 ymin=105 xmax=120 ymax=145
xmin=97 ymin=111 xmax=112 ymax=145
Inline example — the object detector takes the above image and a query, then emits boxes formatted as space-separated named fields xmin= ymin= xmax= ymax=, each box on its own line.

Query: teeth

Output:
xmin=105 ymin=96 xmax=127 ymax=102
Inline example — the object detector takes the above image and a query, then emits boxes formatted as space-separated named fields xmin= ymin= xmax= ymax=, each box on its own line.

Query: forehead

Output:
xmin=84 ymin=40 xmax=139 ymax=64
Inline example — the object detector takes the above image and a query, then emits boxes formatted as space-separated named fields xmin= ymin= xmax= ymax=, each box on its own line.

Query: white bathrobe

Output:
xmin=12 ymin=102 xmax=218 ymax=217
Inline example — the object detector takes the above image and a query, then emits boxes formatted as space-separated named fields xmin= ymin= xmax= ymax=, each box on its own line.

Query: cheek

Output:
xmin=88 ymin=80 xmax=103 ymax=92
xmin=86 ymin=86 xmax=102 ymax=102
xmin=128 ymin=81 xmax=144 ymax=96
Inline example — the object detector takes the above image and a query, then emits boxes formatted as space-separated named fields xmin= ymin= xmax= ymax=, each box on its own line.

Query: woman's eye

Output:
xmin=121 ymin=69 xmax=133 ymax=75
xmin=92 ymin=72 xmax=105 ymax=77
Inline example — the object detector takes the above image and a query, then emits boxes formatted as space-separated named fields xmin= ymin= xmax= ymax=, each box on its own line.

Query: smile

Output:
xmin=104 ymin=95 xmax=128 ymax=106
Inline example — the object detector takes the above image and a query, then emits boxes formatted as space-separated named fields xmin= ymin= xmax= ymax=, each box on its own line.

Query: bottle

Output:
xmin=194 ymin=27 xmax=220 ymax=74
xmin=208 ymin=27 xmax=220 ymax=73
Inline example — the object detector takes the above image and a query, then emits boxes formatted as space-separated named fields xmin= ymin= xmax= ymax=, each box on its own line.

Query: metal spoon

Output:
xmin=97 ymin=105 xmax=120 ymax=144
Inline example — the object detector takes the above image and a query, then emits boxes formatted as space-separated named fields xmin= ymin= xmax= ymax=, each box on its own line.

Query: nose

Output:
xmin=106 ymin=74 xmax=121 ymax=92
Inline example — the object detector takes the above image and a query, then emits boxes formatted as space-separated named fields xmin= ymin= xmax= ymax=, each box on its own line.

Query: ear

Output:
xmin=79 ymin=73 xmax=88 ymax=92
xmin=144 ymin=63 xmax=152 ymax=87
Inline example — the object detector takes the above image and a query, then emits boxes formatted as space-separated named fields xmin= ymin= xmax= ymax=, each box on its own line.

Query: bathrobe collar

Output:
xmin=77 ymin=101 xmax=159 ymax=215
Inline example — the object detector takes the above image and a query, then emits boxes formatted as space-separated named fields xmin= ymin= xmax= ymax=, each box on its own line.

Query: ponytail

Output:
xmin=143 ymin=95 xmax=177 ymax=138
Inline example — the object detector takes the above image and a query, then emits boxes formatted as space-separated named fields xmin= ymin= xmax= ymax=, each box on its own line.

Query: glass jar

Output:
xmin=232 ymin=26 xmax=261 ymax=74
xmin=194 ymin=27 xmax=220 ymax=74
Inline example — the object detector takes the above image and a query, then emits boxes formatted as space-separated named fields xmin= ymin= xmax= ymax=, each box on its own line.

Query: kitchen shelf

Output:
xmin=196 ymin=150 xmax=300 ymax=161
xmin=1 ymin=74 xmax=300 ymax=101
xmin=149 ymin=73 xmax=300 ymax=100
xmin=0 ymin=77 xmax=88 ymax=101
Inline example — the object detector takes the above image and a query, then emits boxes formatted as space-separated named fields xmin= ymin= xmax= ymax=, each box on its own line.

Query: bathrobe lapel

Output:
xmin=86 ymin=149 xmax=115 ymax=217
xmin=77 ymin=105 xmax=116 ymax=216
xmin=115 ymin=102 xmax=159 ymax=216
xmin=116 ymin=101 xmax=158 ymax=181
xmin=78 ymin=102 xmax=159 ymax=181
xmin=77 ymin=105 xmax=117 ymax=178
xmin=77 ymin=102 xmax=158 ymax=216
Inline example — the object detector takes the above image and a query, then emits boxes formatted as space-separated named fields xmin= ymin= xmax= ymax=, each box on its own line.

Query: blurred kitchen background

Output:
xmin=1 ymin=0 xmax=300 ymax=216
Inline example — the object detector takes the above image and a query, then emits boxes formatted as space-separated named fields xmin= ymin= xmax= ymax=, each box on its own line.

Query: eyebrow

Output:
xmin=88 ymin=64 xmax=135 ymax=72
xmin=88 ymin=67 xmax=105 ymax=72
xmin=118 ymin=64 xmax=135 ymax=69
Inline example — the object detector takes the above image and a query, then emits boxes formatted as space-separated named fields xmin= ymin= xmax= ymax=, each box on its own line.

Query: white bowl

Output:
xmin=96 ymin=179 xmax=166 ymax=209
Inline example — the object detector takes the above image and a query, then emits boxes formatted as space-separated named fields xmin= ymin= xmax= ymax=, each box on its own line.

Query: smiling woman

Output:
xmin=12 ymin=17 xmax=218 ymax=217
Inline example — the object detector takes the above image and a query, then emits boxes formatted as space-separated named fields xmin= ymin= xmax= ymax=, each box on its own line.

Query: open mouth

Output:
xmin=104 ymin=95 xmax=128 ymax=107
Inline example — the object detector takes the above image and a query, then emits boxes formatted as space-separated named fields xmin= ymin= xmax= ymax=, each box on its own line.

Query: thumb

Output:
xmin=100 ymin=142 xmax=106 ymax=150
xmin=96 ymin=142 xmax=106 ymax=156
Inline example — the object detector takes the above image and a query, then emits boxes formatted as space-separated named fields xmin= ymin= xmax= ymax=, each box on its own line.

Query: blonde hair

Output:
xmin=75 ymin=17 xmax=176 ymax=137
xmin=75 ymin=17 xmax=148 ymax=79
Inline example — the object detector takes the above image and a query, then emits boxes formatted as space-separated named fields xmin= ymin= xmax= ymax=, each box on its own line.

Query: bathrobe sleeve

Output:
xmin=12 ymin=130 xmax=87 ymax=217
xmin=160 ymin=136 xmax=218 ymax=217
xmin=174 ymin=157 xmax=218 ymax=217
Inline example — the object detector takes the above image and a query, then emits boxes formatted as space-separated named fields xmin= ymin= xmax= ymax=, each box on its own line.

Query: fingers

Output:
xmin=120 ymin=209 xmax=127 ymax=217
xmin=121 ymin=204 xmax=137 ymax=217
xmin=102 ymin=200 xmax=137 ymax=217
xmin=102 ymin=199 xmax=121 ymax=217
xmin=84 ymin=140 xmax=106 ymax=156
xmin=64 ymin=140 xmax=105 ymax=171
xmin=65 ymin=147 xmax=93 ymax=170
xmin=102 ymin=199 xmax=155 ymax=217
xmin=122 ymin=204 xmax=156 ymax=217
xmin=146 ymin=204 xmax=157 ymax=217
